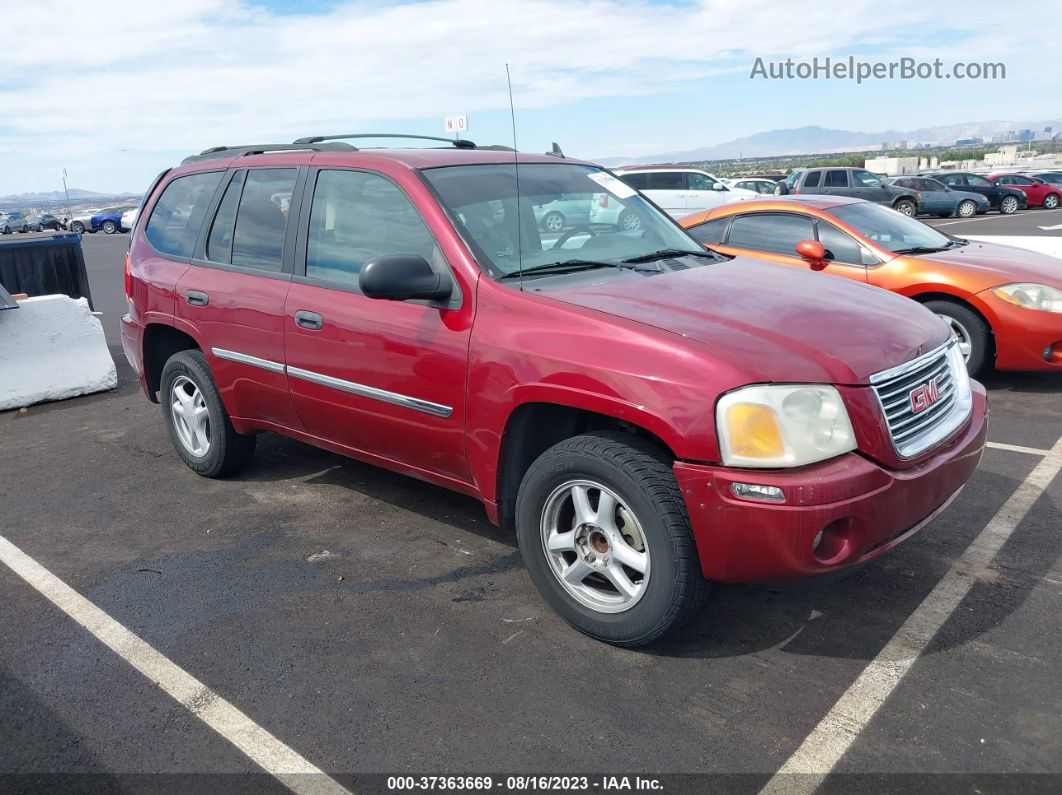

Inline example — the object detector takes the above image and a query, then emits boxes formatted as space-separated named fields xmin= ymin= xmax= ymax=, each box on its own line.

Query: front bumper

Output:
xmin=674 ymin=385 xmax=987 ymax=582
xmin=976 ymin=290 xmax=1062 ymax=371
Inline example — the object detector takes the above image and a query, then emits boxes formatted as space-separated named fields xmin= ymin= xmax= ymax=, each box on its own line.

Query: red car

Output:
xmin=122 ymin=136 xmax=987 ymax=646
xmin=988 ymin=173 xmax=1062 ymax=209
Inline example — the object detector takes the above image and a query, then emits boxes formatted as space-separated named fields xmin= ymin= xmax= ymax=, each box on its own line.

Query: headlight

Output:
xmin=716 ymin=385 xmax=856 ymax=468
xmin=991 ymin=283 xmax=1062 ymax=313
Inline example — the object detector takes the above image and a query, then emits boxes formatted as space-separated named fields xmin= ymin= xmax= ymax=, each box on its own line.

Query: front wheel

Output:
xmin=893 ymin=199 xmax=916 ymax=216
xmin=924 ymin=300 xmax=991 ymax=376
xmin=617 ymin=210 xmax=641 ymax=232
xmin=516 ymin=431 xmax=709 ymax=647
xmin=956 ymin=200 xmax=977 ymax=218
xmin=71 ymin=221 xmax=85 ymax=233
xmin=160 ymin=349 xmax=256 ymax=477
xmin=1000 ymin=195 xmax=1019 ymax=214
xmin=102 ymin=220 xmax=118 ymax=234
xmin=1043 ymin=193 xmax=1060 ymax=209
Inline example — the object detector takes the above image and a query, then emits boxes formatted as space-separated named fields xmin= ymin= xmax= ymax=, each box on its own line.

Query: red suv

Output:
xmin=122 ymin=135 xmax=988 ymax=646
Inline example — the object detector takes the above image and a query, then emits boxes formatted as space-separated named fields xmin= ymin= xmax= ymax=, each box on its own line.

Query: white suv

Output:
xmin=594 ymin=168 xmax=757 ymax=224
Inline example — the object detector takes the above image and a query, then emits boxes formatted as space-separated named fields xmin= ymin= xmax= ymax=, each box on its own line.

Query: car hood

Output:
xmin=547 ymin=258 xmax=949 ymax=385
xmin=918 ymin=239 xmax=1062 ymax=289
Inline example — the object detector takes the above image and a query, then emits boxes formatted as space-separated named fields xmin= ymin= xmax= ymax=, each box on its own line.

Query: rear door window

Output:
xmin=230 ymin=168 xmax=298 ymax=272
xmin=618 ymin=173 xmax=650 ymax=190
xmin=648 ymin=172 xmax=686 ymax=190
xmin=205 ymin=170 xmax=246 ymax=263
xmin=802 ymin=170 xmax=822 ymax=188
xmin=824 ymin=170 xmax=849 ymax=188
xmin=145 ymin=171 xmax=225 ymax=258
xmin=727 ymin=213 xmax=815 ymax=256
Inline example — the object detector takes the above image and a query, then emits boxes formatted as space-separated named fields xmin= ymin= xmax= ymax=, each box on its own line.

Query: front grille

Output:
xmin=870 ymin=340 xmax=970 ymax=459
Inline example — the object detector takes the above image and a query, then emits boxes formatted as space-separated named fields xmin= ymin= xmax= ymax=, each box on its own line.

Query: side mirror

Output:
xmin=712 ymin=183 xmax=726 ymax=191
xmin=360 ymin=255 xmax=453 ymax=302
xmin=795 ymin=240 xmax=826 ymax=262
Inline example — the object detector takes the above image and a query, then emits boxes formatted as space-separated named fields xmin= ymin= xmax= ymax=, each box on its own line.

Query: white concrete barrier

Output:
xmin=0 ymin=295 xmax=117 ymax=411
xmin=965 ymin=235 xmax=1062 ymax=259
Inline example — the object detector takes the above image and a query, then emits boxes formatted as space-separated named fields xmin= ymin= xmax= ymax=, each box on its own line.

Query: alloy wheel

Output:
xmin=170 ymin=375 xmax=211 ymax=456
xmin=1001 ymin=196 xmax=1018 ymax=214
xmin=938 ymin=314 xmax=972 ymax=362
xmin=957 ymin=200 xmax=976 ymax=217
xmin=540 ymin=479 xmax=650 ymax=613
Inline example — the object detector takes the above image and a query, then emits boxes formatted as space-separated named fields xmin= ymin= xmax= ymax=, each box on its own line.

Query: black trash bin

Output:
xmin=0 ymin=233 xmax=94 ymax=310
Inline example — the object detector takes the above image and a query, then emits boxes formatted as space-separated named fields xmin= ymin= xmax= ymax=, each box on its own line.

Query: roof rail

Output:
xmin=292 ymin=133 xmax=477 ymax=150
xmin=181 ymin=142 xmax=356 ymax=165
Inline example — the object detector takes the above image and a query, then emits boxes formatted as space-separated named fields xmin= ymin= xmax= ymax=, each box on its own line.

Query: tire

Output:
xmin=999 ymin=195 xmax=1019 ymax=214
xmin=1 ymin=226 xmax=9 ymax=235
xmin=893 ymin=199 xmax=916 ymax=217
xmin=1043 ymin=193 xmax=1060 ymax=209
xmin=160 ymin=349 xmax=256 ymax=478
xmin=540 ymin=211 xmax=565 ymax=233
xmin=102 ymin=220 xmax=118 ymax=234
xmin=515 ymin=431 xmax=709 ymax=647
xmin=923 ymin=300 xmax=991 ymax=376
xmin=617 ymin=210 xmax=641 ymax=232
xmin=956 ymin=200 xmax=977 ymax=218
xmin=71 ymin=221 xmax=85 ymax=233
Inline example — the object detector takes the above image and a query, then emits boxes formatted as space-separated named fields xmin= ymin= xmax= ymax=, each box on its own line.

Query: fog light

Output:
xmin=730 ymin=482 xmax=784 ymax=503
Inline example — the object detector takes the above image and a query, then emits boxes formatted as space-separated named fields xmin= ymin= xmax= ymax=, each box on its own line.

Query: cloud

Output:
xmin=1 ymin=0 xmax=1059 ymax=192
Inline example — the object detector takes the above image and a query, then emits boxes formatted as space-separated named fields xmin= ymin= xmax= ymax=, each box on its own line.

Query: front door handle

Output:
xmin=185 ymin=290 xmax=209 ymax=307
xmin=294 ymin=310 xmax=323 ymax=330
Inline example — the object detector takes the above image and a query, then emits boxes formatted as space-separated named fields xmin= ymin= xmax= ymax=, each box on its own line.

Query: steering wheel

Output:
xmin=551 ymin=224 xmax=596 ymax=250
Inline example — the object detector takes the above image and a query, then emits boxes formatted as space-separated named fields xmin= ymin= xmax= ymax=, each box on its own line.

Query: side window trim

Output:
xmin=142 ymin=169 xmax=228 ymax=263
xmin=197 ymin=168 xmax=246 ymax=264
xmin=291 ymin=166 xmax=463 ymax=310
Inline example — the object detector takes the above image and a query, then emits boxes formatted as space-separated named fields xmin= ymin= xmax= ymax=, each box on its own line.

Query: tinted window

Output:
xmin=727 ymin=213 xmax=815 ymax=256
xmin=648 ymin=172 xmax=685 ymax=190
xmin=145 ymin=171 xmax=224 ymax=258
xmin=921 ymin=178 xmax=946 ymax=191
xmin=817 ymin=222 xmax=865 ymax=265
xmin=206 ymin=170 xmax=246 ymax=263
xmin=940 ymin=174 xmax=965 ymax=186
xmin=966 ymin=175 xmax=993 ymax=187
xmin=306 ymin=170 xmax=440 ymax=288
xmin=687 ymin=218 xmax=729 ymax=244
xmin=852 ymin=170 xmax=882 ymax=187
xmin=231 ymin=168 xmax=297 ymax=271
xmin=802 ymin=170 xmax=822 ymax=188
xmin=618 ymin=173 xmax=650 ymax=191
xmin=824 ymin=170 xmax=849 ymax=188
xmin=1011 ymin=176 xmax=1033 ymax=185
xmin=891 ymin=178 xmax=913 ymax=189
xmin=687 ymin=172 xmax=720 ymax=191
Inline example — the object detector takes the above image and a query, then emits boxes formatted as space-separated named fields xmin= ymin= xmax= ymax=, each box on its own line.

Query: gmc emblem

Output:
xmin=909 ymin=377 xmax=941 ymax=414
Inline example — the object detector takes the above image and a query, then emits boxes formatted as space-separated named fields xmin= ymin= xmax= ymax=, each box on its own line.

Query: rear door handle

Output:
xmin=294 ymin=310 xmax=323 ymax=330
xmin=185 ymin=290 xmax=209 ymax=307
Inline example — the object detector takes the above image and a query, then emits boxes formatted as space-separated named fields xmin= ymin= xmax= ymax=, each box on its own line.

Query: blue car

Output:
xmin=90 ymin=206 xmax=137 ymax=234
xmin=885 ymin=176 xmax=989 ymax=218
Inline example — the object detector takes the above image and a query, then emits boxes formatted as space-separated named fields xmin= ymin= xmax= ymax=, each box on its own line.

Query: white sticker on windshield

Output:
xmin=587 ymin=172 xmax=637 ymax=199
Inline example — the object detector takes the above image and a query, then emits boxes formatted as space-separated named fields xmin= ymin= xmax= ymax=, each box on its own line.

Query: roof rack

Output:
xmin=292 ymin=133 xmax=477 ymax=149
xmin=181 ymin=142 xmax=356 ymax=165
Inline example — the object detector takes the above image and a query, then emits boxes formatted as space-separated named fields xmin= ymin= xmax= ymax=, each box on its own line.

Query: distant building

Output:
xmin=864 ymin=156 xmax=920 ymax=176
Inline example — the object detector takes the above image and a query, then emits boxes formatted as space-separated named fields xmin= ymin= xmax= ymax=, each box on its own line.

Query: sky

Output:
xmin=1 ymin=0 xmax=1060 ymax=195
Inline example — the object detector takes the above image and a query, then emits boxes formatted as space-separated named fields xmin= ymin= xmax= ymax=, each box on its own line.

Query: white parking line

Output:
xmin=0 ymin=535 xmax=351 ymax=795
xmin=932 ymin=208 xmax=1062 ymax=227
xmin=986 ymin=441 xmax=1051 ymax=457
xmin=759 ymin=433 xmax=1062 ymax=795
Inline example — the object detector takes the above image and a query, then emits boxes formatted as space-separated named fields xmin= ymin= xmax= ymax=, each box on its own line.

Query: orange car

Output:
xmin=680 ymin=196 xmax=1062 ymax=374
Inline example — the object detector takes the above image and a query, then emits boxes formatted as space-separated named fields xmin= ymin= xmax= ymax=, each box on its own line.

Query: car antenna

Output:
xmin=505 ymin=63 xmax=524 ymax=292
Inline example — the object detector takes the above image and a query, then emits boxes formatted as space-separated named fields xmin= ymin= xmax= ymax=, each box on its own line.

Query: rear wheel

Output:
xmin=893 ymin=199 xmax=916 ymax=216
xmin=1000 ymin=195 xmax=1019 ymax=214
xmin=1043 ymin=193 xmax=1060 ymax=209
xmin=160 ymin=349 xmax=256 ymax=478
xmin=71 ymin=221 xmax=85 ymax=233
xmin=924 ymin=300 xmax=991 ymax=376
xmin=956 ymin=200 xmax=977 ymax=218
xmin=516 ymin=431 xmax=709 ymax=647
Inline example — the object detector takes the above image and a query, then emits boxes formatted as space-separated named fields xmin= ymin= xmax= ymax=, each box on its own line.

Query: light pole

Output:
xmin=59 ymin=167 xmax=72 ymax=225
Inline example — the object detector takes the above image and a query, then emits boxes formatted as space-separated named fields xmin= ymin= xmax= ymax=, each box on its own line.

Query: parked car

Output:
xmin=91 ymin=206 xmax=137 ymax=234
xmin=121 ymin=207 xmax=139 ymax=232
xmin=919 ymin=171 xmax=1027 ymax=214
xmin=532 ymin=195 xmax=591 ymax=233
xmin=609 ymin=167 xmax=757 ymax=218
xmin=681 ymin=196 xmax=1062 ymax=375
xmin=724 ymin=177 xmax=779 ymax=196
xmin=68 ymin=209 xmax=101 ymax=234
xmin=1024 ymin=171 xmax=1062 ymax=187
xmin=884 ymin=176 xmax=989 ymax=217
xmin=24 ymin=213 xmax=65 ymax=231
xmin=776 ymin=167 xmax=920 ymax=215
xmin=123 ymin=138 xmax=987 ymax=646
xmin=1 ymin=211 xmax=30 ymax=234
xmin=987 ymin=173 xmax=1062 ymax=209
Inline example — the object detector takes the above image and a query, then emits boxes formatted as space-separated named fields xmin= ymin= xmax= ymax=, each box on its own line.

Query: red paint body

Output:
xmin=122 ymin=148 xmax=988 ymax=582
xmin=987 ymin=174 xmax=1062 ymax=208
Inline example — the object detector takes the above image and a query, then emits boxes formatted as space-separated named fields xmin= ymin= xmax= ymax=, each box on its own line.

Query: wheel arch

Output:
xmin=142 ymin=323 xmax=201 ymax=403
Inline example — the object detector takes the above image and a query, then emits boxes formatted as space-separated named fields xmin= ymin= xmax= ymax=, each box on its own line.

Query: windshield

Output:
xmin=827 ymin=202 xmax=954 ymax=254
xmin=420 ymin=163 xmax=705 ymax=279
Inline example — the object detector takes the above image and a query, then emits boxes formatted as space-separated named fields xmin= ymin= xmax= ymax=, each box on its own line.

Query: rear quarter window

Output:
xmin=145 ymin=171 xmax=225 ymax=258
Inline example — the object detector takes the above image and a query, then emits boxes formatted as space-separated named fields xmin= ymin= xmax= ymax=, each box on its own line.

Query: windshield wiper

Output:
xmin=893 ymin=246 xmax=947 ymax=255
xmin=497 ymin=259 xmax=652 ymax=280
xmin=621 ymin=248 xmax=718 ymax=264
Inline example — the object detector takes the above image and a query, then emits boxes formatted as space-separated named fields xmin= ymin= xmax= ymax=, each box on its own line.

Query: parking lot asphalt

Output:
xmin=924 ymin=206 xmax=1062 ymax=236
xmin=2 ymin=231 xmax=1062 ymax=791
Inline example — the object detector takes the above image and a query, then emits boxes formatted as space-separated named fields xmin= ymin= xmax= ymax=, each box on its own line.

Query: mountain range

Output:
xmin=0 ymin=188 xmax=138 ymax=203
xmin=593 ymin=118 xmax=1062 ymax=166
